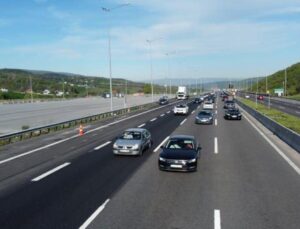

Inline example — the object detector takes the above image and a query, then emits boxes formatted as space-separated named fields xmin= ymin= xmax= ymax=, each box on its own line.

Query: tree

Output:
xmin=143 ymin=84 xmax=151 ymax=94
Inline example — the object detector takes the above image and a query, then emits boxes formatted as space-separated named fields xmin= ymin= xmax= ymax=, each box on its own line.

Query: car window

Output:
xmin=166 ymin=139 xmax=194 ymax=149
xmin=120 ymin=131 xmax=141 ymax=140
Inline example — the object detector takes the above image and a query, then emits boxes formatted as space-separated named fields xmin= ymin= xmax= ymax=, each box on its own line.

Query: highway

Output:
xmin=0 ymin=96 xmax=299 ymax=229
xmin=0 ymin=94 xmax=167 ymax=136
xmin=238 ymin=92 xmax=300 ymax=117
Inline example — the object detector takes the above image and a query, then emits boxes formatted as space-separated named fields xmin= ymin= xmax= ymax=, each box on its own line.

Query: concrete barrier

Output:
xmin=236 ymin=99 xmax=300 ymax=153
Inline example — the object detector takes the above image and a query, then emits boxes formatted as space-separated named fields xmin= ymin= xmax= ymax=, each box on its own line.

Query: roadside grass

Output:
xmin=239 ymin=97 xmax=300 ymax=134
xmin=287 ymin=94 xmax=300 ymax=101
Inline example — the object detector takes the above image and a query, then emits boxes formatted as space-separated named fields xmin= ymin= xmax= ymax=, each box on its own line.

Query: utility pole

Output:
xmin=285 ymin=68 xmax=287 ymax=96
xmin=29 ymin=76 xmax=33 ymax=103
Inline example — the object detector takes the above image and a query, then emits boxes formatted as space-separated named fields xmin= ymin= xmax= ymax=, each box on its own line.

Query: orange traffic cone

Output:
xmin=79 ymin=124 xmax=84 ymax=136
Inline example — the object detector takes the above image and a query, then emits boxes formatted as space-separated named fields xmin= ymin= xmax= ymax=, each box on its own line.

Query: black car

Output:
xmin=224 ymin=108 xmax=242 ymax=120
xmin=158 ymin=97 xmax=168 ymax=105
xmin=223 ymin=100 xmax=235 ymax=109
xmin=195 ymin=110 xmax=213 ymax=124
xmin=158 ymin=135 xmax=201 ymax=172
xmin=193 ymin=97 xmax=201 ymax=104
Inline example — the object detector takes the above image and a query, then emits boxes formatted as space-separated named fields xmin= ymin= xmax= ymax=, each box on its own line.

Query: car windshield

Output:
xmin=165 ymin=139 xmax=195 ymax=150
xmin=198 ymin=111 xmax=211 ymax=116
xmin=176 ymin=105 xmax=186 ymax=108
xmin=120 ymin=131 xmax=141 ymax=140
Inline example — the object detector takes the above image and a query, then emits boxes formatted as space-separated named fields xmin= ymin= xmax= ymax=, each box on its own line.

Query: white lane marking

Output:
xmin=92 ymin=134 xmax=98 ymax=137
xmin=214 ymin=209 xmax=221 ymax=229
xmin=154 ymin=136 xmax=170 ymax=152
xmin=180 ymin=118 xmax=187 ymax=126
xmin=278 ymin=106 xmax=285 ymax=109
xmin=296 ymin=111 xmax=300 ymax=114
xmin=31 ymin=162 xmax=71 ymax=182
xmin=215 ymin=110 xmax=218 ymax=114
xmin=0 ymin=100 xmax=180 ymax=165
xmin=150 ymin=118 xmax=157 ymax=122
xmin=160 ymin=114 xmax=165 ymax=117
xmin=216 ymin=105 xmax=218 ymax=109
xmin=167 ymin=111 xmax=171 ymax=114
xmin=79 ymin=199 xmax=110 ymax=229
xmin=215 ymin=119 xmax=218 ymax=126
xmin=94 ymin=141 xmax=111 ymax=150
xmin=0 ymin=136 xmax=77 ymax=165
xmin=214 ymin=137 xmax=218 ymax=154
xmin=138 ymin=123 xmax=146 ymax=128
xmin=191 ymin=110 xmax=195 ymax=114
xmin=243 ymin=114 xmax=300 ymax=175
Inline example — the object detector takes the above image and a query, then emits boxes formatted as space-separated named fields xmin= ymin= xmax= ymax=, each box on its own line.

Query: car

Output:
xmin=224 ymin=108 xmax=242 ymax=120
xmin=158 ymin=135 xmax=201 ymax=172
xmin=257 ymin=95 xmax=264 ymax=100
xmin=223 ymin=100 xmax=235 ymax=109
xmin=203 ymin=101 xmax=214 ymax=109
xmin=113 ymin=128 xmax=152 ymax=156
xmin=195 ymin=110 xmax=214 ymax=124
xmin=173 ymin=104 xmax=189 ymax=115
xmin=158 ymin=97 xmax=169 ymax=105
xmin=193 ymin=97 xmax=201 ymax=104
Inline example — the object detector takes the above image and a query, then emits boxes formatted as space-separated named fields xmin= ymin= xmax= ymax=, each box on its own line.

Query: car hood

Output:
xmin=197 ymin=115 xmax=212 ymax=119
xmin=115 ymin=139 xmax=141 ymax=146
xmin=160 ymin=149 xmax=197 ymax=160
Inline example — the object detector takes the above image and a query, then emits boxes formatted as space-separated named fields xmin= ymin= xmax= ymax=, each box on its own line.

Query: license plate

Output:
xmin=232 ymin=115 xmax=237 ymax=118
xmin=170 ymin=164 xmax=182 ymax=168
xmin=120 ymin=149 xmax=130 ymax=153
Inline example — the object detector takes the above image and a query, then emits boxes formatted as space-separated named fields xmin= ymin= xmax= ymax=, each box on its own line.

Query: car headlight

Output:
xmin=132 ymin=144 xmax=139 ymax=150
xmin=196 ymin=116 xmax=200 ymax=120
xmin=238 ymin=114 xmax=241 ymax=116
xmin=159 ymin=157 xmax=166 ymax=162
xmin=187 ymin=158 xmax=196 ymax=163
xmin=208 ymin=117 xmax=212 ymax=120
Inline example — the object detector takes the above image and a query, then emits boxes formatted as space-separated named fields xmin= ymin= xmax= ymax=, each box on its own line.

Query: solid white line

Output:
xmin=94 ymin=141 xmax=111 ymax=150
xmin=243 ymin=114 xmax=300 ymax=175
xmin=138 ymin=123 xmax=146 ymax=128
xmin=0 ymin=100 xmax=180 ymax=165
xmin=150 ymin=118 xmax=157 ymax=122
xmin=191 ymin=110 xmax=195 ymax=114
xmin=215 ymin=119 xmax=218 ymax=126
xmin=31 ymin=162 xmax=71 ymax=182
xmin=180 ymin=118 xmax=187 ymax=126
xmin=154 ymin=136 xmax=170 ymax=152
xmin=79 ymin=199 xmax=110 ymax=229
xmin=214 ymin=209 xmax=221 ymax=229
xmin=160 ymin=114 xmax=165 ymax=117
xmin=214 ymin=137 xmax=218 ymax=154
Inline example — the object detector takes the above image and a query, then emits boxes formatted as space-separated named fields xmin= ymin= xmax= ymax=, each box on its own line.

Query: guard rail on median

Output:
xmin=0 ymin=98 xmax=176 ymax=146
xmin=236 ymin=99 xmax=300 ymax=153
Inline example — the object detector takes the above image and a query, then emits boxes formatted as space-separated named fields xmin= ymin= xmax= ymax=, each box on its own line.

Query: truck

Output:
xmin=176 ymin=86 xmax=189 ymax=100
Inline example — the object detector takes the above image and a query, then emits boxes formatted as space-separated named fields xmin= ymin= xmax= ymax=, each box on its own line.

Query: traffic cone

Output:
xmin=79 ymin=124 xmax=84 ymax=136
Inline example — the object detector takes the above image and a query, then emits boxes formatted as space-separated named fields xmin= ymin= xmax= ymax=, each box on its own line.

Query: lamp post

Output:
xmin=102 ymin=3 xmax=130 ymax=111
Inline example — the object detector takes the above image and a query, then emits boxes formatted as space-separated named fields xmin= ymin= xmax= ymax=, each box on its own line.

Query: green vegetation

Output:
xmin=0 ymin=69 xmax=169 ymax=99
xmin=249 ymin=63 xmax=300 ymax=96
xmin=239 ymin=97 xmax=300 ymax=134
xmin=287 ymin=94 xmax=300 ymax=101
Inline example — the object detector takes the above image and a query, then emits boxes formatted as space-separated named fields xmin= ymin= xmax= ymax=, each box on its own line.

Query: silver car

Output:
xmin=113 ymin=128 xmax=152 ymax=156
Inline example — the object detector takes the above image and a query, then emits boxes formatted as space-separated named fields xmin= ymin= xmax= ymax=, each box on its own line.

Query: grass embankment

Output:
xmin=239 ymin=98 xmax=300 ymax=134
xmin=287 ymin=94 xmax=300 ymax=101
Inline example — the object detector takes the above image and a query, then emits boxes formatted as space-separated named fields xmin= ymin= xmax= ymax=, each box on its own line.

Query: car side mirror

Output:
xmin=197 ymin=146 xmax=202 ymax=151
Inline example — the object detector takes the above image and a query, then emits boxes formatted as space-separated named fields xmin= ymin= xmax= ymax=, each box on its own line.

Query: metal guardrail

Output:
xmin=236 ymin=99 xmax=300 ymax=153
xmin=0 ymin=99 xmax=174 ymax=146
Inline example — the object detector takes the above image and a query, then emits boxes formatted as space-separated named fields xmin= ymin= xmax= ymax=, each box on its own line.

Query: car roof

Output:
xmin=125 ymin=128 xmax=146 ymax=132
xmin=169 ymin=135 xmax=195 ymax=140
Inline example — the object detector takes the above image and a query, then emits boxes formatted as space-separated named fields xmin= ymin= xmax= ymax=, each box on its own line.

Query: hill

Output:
xmin=0 ymin=69 xmax=162 ymax=99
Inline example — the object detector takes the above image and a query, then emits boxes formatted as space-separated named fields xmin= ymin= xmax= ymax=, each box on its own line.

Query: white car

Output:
xmin=174 ymin=104 xmax=189 ymax=115
xmin=203 ymin=101 xmax=214 ymax=110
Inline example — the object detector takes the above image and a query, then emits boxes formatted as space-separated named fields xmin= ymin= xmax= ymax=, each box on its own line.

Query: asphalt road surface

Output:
xmin=239 ymin=92 xmax=300 ymax=118
xmin=0 ymin=94 xmax=168 ymax=136
xmin=0 ymin=96 xmax=299 ymax=229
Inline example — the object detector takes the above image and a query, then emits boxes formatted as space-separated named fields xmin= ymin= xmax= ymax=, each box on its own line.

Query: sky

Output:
xmin=0 ymin=0 xmax=300 ymax=81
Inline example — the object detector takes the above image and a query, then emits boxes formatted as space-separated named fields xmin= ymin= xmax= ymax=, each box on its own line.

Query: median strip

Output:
xmin=79 ymin=199 xmax=110 ymax=229
xmin=94 ymin=141 xmax=111 ymax=150
xmin=31 ymin=162 xmax=71 ymax=182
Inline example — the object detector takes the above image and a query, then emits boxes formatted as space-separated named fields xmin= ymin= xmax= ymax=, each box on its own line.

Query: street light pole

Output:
xmin=146 ymin=40 xmax=154 ymax=102
xmin=29 ymin=76 xmax=33 ymax=103
xmin=285 ymin=68 xmax=287 ymax=96
xmin=102 ymin=3 xmax=130 ymax=111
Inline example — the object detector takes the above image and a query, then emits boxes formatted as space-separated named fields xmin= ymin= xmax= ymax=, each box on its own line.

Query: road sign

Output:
xmin=274 ymin=88 xmax=284 ymax=96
